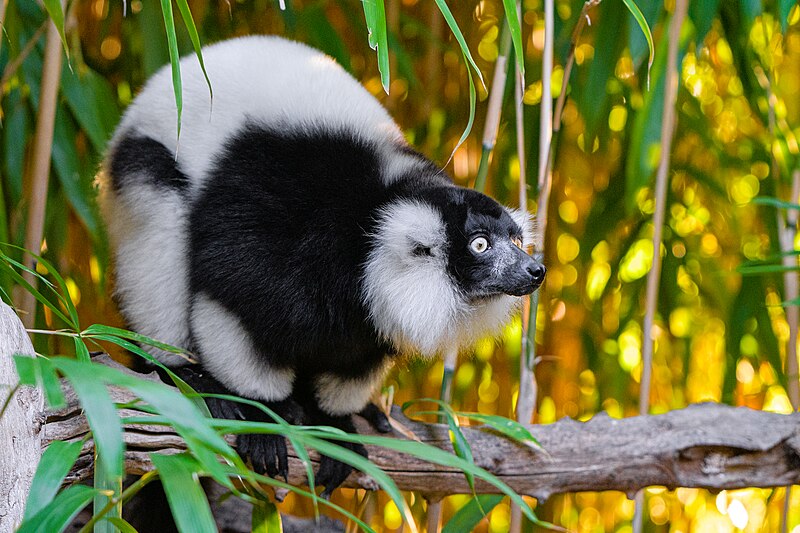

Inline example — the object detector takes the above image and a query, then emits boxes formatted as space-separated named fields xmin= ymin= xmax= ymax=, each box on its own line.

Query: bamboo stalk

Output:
xmin=473 ymin=25 xmax=512 ymax=193
xmin=632 ymin=1 xmax=688 ymax=531
xmin=17 ymin=6 xmax=66 ymax=328
xmin=508 ymin=1 xmax=530 ymax=530
xmin=780 ymin=170 xmax=800 ymax=533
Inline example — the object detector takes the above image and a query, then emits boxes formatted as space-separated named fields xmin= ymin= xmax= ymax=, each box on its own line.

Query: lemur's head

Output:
xmin=363 ymin=185 xmax=546 ymax=356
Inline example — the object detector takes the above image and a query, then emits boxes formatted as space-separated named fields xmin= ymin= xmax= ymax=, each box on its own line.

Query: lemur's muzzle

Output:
xmin=500 ymin=247 xmax=546 ymax=297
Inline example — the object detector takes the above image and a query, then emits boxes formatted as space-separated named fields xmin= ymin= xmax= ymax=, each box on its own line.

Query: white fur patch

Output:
xmin=97 ymin=172 xmax=192 ymax=366
xmin=190 ymin=293 xmax=294 ymax=401
xmin=314 ymin=366 xmax=388 ymax=416
xmin=113 ymin=36 xmax=405 ymax=190
xmin=363 ymin=200 xmax=524 ymax=357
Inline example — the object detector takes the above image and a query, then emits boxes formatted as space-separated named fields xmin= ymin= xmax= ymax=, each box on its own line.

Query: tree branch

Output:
xmin=40 ymin=357 xmax=800 ymax=502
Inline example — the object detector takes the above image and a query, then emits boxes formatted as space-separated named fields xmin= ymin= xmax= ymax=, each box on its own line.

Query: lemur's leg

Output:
xmin=172 ymin=364 xmax=302 ymax=481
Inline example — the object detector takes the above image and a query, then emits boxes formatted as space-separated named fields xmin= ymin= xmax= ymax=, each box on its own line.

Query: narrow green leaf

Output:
xmin=738 ymin=264 xmax=800 ymax=275
xmin=60 ymin=66 xmax=120 ymax=153
xmin=752 ymin=196 xmax=800 ymax=210
xmin=442 ymin=494 xmax=504 ymax=533
xmin=105 ymin=517 xmax=139 ymax=533
xmin=13 ymin=355 xmax=65 ymax=408
xmin=150 ymin=454 xmax=217 ymax=533
xmin=74 ymin=337 xmax=91 ymax=363
xmin=361 ymin=0 xmax=390 ymax=92
xmin=159 ymin=0 xmax=183 ymax=139
xmin=94 ymin=453 xmax=123 ymax=533
xmin=455 ymin=412 xmax=542 ymax=449
xmin=83 ymin=324 xmax=192 ymax=357
xmin=622 ymin=0 xmax=655 ymax=87
xmin=23 ymin=440 xmax=84 ymax=521
xmin=433 ymin=0 xmax=485 ymax=87
xmin=0 ymin=252 xmax=73 ymax=326
xmin=500 ymin=0 xmax=524 ymax=78
xmin=173 ymin=0 xmax=213 ymax=103
xmin=57 ymin=362 xmax=124 ymax=480
xmin=41 ymin=0 xmax=69 ymax=58
xmin=451 ymin=56 xmax=477 ymax=155
xmin=780 ymin=0 xmax=795 ymax=31
xmin=252 ymin=499 xmax=282 ymax=533
xmin=17 ymin=485 xmax=97 ymax=533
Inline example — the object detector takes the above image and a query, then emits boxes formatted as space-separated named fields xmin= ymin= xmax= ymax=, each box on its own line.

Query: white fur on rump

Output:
xmin=111 ymin=35 xmax=416 ymax=191
xmin=97 ymin=172 xmax=192 ymax=366
xmin=190 ymin=293 xmax=295 ymax=401
xmin=363 ymin=200 xmax=524 ymax=357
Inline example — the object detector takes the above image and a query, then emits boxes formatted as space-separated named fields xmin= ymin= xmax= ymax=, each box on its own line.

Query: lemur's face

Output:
xmin=435 ymin=189 xmax=546 ymax=300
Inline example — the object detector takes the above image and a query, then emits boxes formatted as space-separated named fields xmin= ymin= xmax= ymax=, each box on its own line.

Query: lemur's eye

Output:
xmin=470 ymin=236 xmax=489 ymax=254
xmin=512 ymin=236 xmax=523 ymax=249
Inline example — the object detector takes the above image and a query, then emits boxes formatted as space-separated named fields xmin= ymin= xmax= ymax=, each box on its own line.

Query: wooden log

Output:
xmin=0 ymin=302 xmax=44 ymax=533
xmin=39 ymin=356 xmax=800 ymax=501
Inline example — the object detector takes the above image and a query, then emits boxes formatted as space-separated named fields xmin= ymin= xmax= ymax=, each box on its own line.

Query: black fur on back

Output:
xmin=189 ymin=123 xmax=403 ymax=379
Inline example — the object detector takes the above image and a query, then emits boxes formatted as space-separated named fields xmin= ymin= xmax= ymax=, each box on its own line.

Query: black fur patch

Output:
xmin=189 ymin=124 xmax=396 ymax=380
xmin=109 ymin=134 xmax=189 ymax=192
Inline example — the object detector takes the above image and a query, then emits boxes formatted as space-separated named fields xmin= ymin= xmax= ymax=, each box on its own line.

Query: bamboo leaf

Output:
xmin=500 ymin=0 xmax=524 ymax=78
xmin=105 ymin=518 xmax=139 ymax=533
xmin=159 ymin=0 xmax=183 ymax=139
xmin=780 ymin=0 xmax=795 ymax=31
xmin=752 ymin=196 xmax=800 ymax=210
xmin=151 ymin=454 xmax=217 ymax=533
xmin=23 ymin=440 xmax=84 ymax=521
xmin=433 ymin=0 xmax=485 ymax=87
xmin=361 ymin=0 xmax=390 ymax=92
xmin=173 ymin=0 xmax=213 ymax=104
xmin=442 ymin=494 xmax=504 ymax=533
xmin=622 ymin=0 xmax=655 ymax=87
xmin=18 ymin=486 xmax=97 ymax=533
xmin=41 ymin=0 xmax=69 ymax=59
xmin=252 ymin=499 xmax=282 ymax=533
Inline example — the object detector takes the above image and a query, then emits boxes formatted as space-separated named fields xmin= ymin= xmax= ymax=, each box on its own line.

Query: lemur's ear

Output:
xmin=505 ymin=207 xmax=536 ymax=249
xmin=374 ymin=200 xmax=446 ymax=261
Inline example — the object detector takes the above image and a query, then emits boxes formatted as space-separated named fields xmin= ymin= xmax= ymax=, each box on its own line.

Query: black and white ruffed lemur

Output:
xmin=98 ymin=35 xmax=546 ymax=497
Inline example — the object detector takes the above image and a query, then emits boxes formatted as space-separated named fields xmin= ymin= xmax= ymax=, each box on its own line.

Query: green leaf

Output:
xmin=105 ymin=517 xmax=140 ymax=533
xmin=500 ymin=0 xmax=524 ymax=78
xmin=442 ymin=494 xmax=504 ymax=533
xmin=455 ymin=412 xmax=542 ymax=449
xmin=622 ymin=0 xmax=655 ymax=87
xmin=252 ymin=499 xmax=282 ymax=533
xmin=688 ymin=0 xmax=720 ymax=45
xmin=173 ymin=0 xmax=213 ymax=104
xmin=14 ymin=355 xmax=65 ymax=408
xmin=18 ymin=485 xmax=97 ymax=533
xmin=23 ymin=440 xmax=84 ymax=521
xmin=738 ymin=264 xmax=800 ymax=275
xmin=41 ymin=0 xmax=69 ymax=58
xmin=752 ymin=197 xmax=800 ymax=210
xmin=160 ymin=0 xmax=183 ymax=139
xmin=433 ymin=0 xmax=485 ymax=87
xmin=94 ymin=453 xmax=123 ymax=533
xmin=361 ymin=0 xmax=390 ymax=92
xmin=0 ymin=250 xmax=73 ymax=326
xmin=60 ymin=66 xmax=120 ymax=153
xmin=56 ymin=361 xmax=124 ymax=480
xmin=150 ymin=454 xmax=217 ymax=533
xmin=83 ymin=324 xmax=192 ymax=357
xmin=780 ymin=0 xmax=795 ymax=31
xmin=74 ymin=336 xmax=91 ymax=363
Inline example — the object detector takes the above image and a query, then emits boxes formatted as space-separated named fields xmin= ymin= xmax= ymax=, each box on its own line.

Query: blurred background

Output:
xmin=1 ymin=0 xmax=799 ymax=531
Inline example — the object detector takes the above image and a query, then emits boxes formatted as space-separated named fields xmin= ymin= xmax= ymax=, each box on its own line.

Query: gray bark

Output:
xmin=0 ymin=302 xmax=43 ymax=533
xmin=40 ymin=357 xmax=800 ymax=502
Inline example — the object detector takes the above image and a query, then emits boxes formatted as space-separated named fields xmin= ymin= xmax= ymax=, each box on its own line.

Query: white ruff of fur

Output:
xmin=363 ymin=200 xmax=529 ymax=357
xmin=315 ymin=366 xmax=388 ymax=416
xmin=191 ymin=294 xmax=295 ymax=401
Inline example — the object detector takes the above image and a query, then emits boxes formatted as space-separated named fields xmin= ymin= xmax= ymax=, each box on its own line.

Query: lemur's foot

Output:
xmin=169 ymin=365 xmax=303 ymax=481
xmin=316 ymin=440 xmax=368 ymax=499
xmin=358 ymin=403 xmax=392 ymax=433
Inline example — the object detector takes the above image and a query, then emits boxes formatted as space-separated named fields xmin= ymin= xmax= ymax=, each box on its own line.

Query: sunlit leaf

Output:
xmin=361 ymin=0 xmax=390 ymax=93
xmin=159 ymin=0 xmax=183 ymax=139
xmin=252 ymin=499 xmax=282 ymax=533
xmin=500 ymin=0 xmax=524 ymax=78
xmin=23 ymin=440 xmax=84 ymax=521
xmin=622 ymin=0 xmax=655 ymax=87
xmin=442 ymin=494 xmax=504 ymax=533
xmin=174 ymin=0 xmax=213 ymax=105
xmin=151 ymin=454 xmax=217 ymax=533
xmin=17 ymin=485 xmax=97 ymax=533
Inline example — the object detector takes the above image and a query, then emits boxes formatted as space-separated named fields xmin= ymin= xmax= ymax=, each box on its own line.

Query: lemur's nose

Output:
xmin=527 ymin=263 xmax=546 ymax=286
